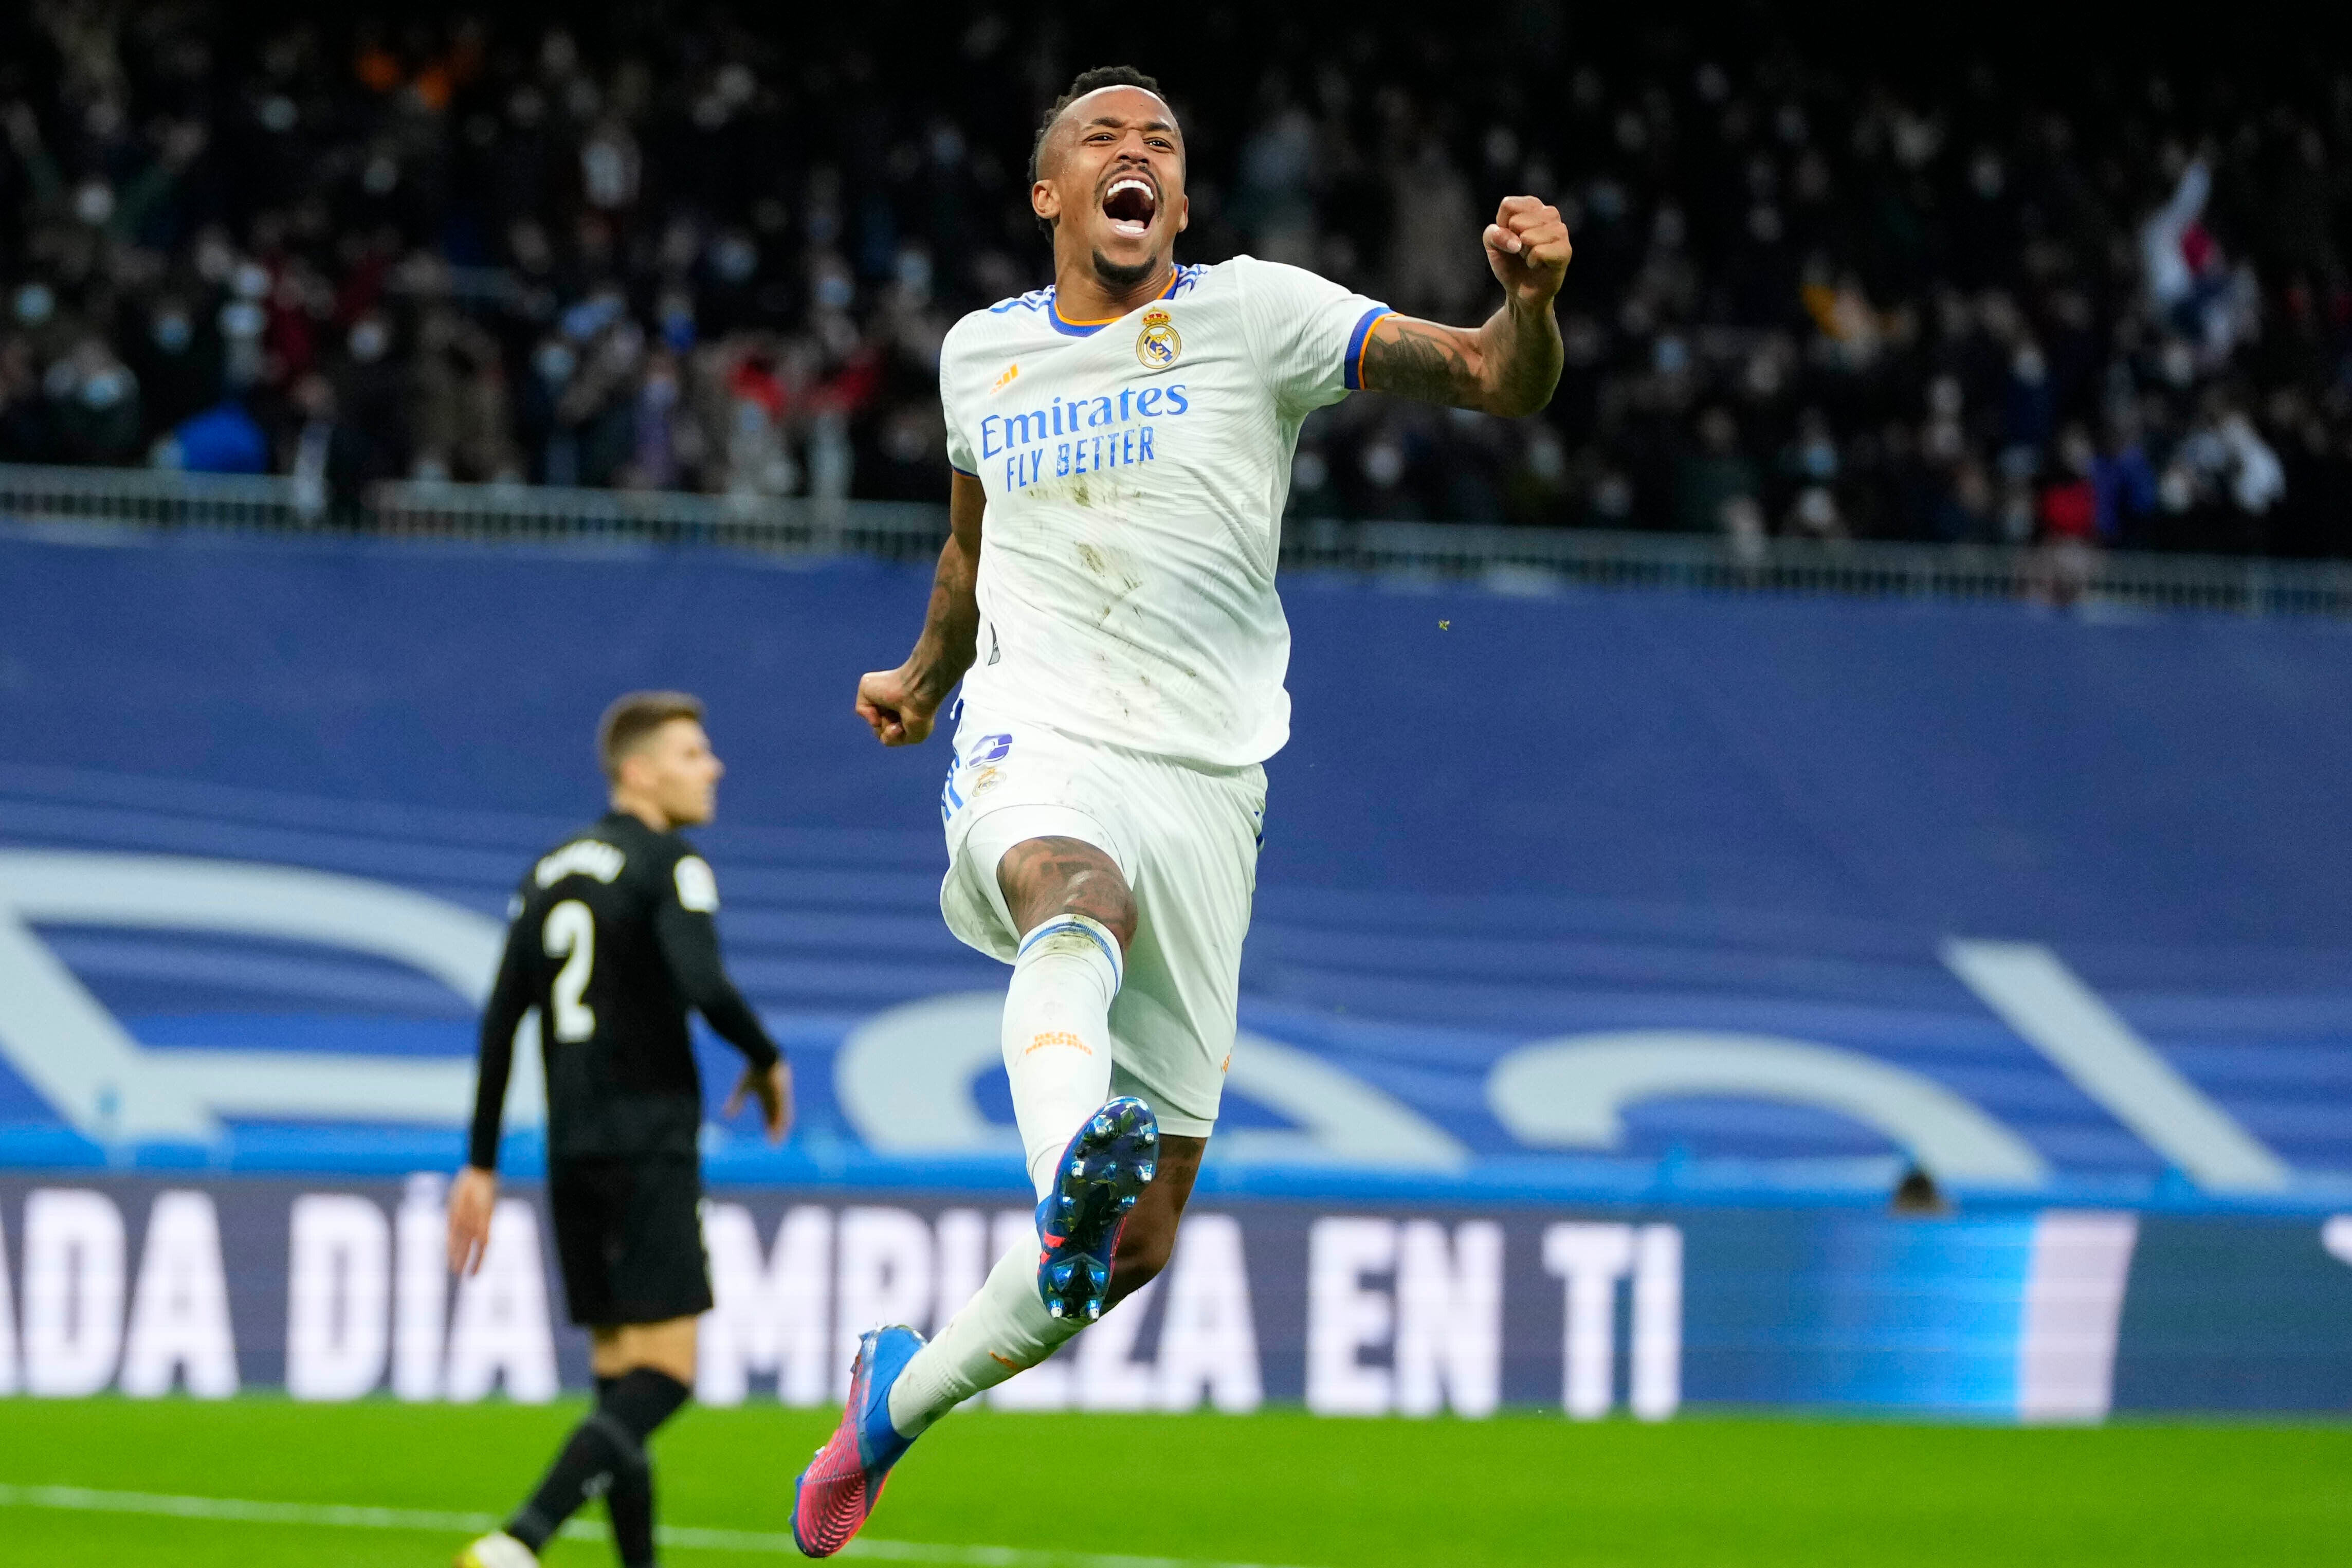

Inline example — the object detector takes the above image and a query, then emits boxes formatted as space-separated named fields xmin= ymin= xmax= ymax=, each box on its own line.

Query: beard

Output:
xmin=1089 ymin=247 xmax=1160 ymax=290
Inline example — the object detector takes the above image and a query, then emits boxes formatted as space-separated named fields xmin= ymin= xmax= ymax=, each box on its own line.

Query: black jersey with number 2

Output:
xmin=467 ymin=811 xmax=780 ymax=1170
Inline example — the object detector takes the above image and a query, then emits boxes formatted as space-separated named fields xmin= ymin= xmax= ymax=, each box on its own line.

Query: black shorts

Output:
xmin=547 ymin=1155 xmax=713 ymax=1327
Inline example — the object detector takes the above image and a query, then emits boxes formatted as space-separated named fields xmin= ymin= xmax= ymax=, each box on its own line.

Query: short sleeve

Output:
xmin=940 ymin=330 xmax=979 ymax=476
xmin=673 ymin=855 xmax=720 ymax=913
xmin=1235 ymin=257 xmax=1394 ymax=415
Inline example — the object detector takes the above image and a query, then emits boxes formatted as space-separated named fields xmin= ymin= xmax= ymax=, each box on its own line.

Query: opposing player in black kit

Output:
xmin=449 ymin=691 xmax=791 ymax=1568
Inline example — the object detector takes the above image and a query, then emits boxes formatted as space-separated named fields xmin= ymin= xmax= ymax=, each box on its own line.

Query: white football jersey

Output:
xmin=940 ymin=256 xmax=1391 ymax=768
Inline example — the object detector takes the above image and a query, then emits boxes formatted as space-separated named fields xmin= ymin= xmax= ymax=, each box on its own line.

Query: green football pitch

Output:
xmin=0 ymin=1398 xmax=2345 ymax=1567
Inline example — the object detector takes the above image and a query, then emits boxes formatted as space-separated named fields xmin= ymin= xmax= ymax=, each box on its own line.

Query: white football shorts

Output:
xmin=937 ymin=699 xmax=1266 ymax=1138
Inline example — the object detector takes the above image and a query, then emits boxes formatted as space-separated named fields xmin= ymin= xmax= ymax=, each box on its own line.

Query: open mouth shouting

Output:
xmin=1101 ymin=174 xmax=1159 ymax=239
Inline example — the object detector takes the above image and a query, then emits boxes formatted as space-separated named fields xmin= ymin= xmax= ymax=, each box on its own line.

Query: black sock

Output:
xmin=589 ymin=1364 xmax=632 ymax=1556
xmin=601 ymin=1368 xmax=691 ymax=1441
xmin=506 ymin=1406 xmax=639 ymax=1552
xmin=599 ymin=1369 xmax=691 ymax=1568
xmin=605 ymin=1449 xmax=656 ymax=1567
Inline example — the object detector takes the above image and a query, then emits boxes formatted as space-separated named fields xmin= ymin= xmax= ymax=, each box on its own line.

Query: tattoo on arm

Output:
xmin=906 ymin=473 xmax=987 ymax=701
xmin=1362 ymin=304 xmax=1562 ymax=417
xmin=1481 ymin=301 xmax=1564 ymax=417
xmin=1360 ymin=318 xmax=1484 ymax=406
xmin=907 ymin=532 xmax=979 ymax=701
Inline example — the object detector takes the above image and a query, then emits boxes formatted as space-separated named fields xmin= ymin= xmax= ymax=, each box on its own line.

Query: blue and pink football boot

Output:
xmin=791 ymin=1097 xmax=1158 ymax=1556
xmin=1036 ymin=1096 xmax=1158 ymax=1322
xmin=790 ymin=1324 xmax=924 ymax=1557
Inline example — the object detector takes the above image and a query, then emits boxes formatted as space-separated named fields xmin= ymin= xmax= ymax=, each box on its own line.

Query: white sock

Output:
xmin=883 ymin=913 xmax=1124 ymax=1438
xmin=885 ymin=1238 xmax=1082 ymax=1436
xmin=999 ymin=913 xmax=1121 ymax=1198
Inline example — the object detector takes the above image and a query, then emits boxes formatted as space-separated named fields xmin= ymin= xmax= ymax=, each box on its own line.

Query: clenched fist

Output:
xmin=1483 ymin=195 xmax=1573 ymax=313
xmin=856 ymin=665 xmax=942 ymax=746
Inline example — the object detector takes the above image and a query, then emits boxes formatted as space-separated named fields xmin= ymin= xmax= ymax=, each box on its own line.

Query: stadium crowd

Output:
xmin=0 ymin=4 xmax=2348 ymax=556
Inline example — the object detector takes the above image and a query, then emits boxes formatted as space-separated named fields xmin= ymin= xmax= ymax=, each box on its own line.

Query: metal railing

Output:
xmin=1281 ymin=519 xmax=2352 ymax=617
xmin=6 ymin=461 xmax=2350 ymax=616
xmin=0 ymin=463 xmax=952 ymax=562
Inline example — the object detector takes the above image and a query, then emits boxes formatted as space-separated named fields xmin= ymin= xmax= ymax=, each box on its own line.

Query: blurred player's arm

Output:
xmin=1361 ymin=195 xmax=1571 ymax=417
xmin=654 ymin=864 xmax=792 ymax=1142
xmin=450 ymin=905 xmax=533 ymax=1273
xmin=855 ymin=468 xmax=984 ymax=746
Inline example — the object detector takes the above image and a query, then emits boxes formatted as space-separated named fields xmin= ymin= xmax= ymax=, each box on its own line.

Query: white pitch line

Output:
xmin=0 ymin=1483 xmax=1309 ymax=1568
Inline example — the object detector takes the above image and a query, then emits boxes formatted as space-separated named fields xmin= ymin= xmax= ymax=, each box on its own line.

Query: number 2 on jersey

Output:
xmin=543 ymin=899 xmax=596 ymax=1042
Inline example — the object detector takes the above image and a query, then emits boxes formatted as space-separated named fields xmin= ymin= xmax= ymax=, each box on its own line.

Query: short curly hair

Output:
xmin=1028 ymin=65 xmax=1173 ymax=186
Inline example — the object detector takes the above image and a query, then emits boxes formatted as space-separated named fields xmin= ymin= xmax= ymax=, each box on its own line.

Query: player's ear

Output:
xmin=1175 ymin=192 xmax=1190 ymax=235
xmin=1032 ymin=179 xmax=1059 ymax=225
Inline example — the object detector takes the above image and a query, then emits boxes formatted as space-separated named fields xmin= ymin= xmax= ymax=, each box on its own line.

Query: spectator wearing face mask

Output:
xmin=127 ymin=296 xmax=223 ymax=432
xmin=332 ymin=314 xmax=412 ymax=486
xmin=46 ymin=337 xmax=144 ymax=467
xmin=285 ymin=372 xmax=372 ymax=525
xmin=1674 ymin=407 xmax=1760 ymax=535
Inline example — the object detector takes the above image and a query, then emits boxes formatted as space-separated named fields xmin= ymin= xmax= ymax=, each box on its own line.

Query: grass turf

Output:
xmin=0 ymin=1397 xmax=2345 ymax=1566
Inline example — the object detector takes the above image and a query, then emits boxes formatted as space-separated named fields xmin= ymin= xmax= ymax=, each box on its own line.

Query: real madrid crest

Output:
xmin=1135 ymin=306 xmax=1181 ymax=371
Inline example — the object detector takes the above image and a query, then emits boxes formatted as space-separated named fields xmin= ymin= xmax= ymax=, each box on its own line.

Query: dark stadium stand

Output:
xmin=0 ymin=5 xmax=2346 ymax=556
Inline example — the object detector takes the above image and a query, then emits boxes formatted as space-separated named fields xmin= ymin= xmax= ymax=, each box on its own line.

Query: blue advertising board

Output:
xmin=1 ymin=1176 xmax=2345 ymax=1419
xmin=2 ymin=526 xmax=2349 ymax=1211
